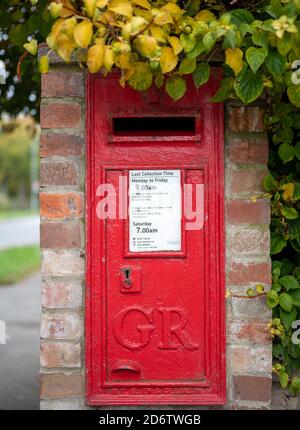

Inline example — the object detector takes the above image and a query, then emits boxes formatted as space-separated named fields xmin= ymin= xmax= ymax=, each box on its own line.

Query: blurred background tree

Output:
xmin=0 ymin=0 xmax=52 ymax=119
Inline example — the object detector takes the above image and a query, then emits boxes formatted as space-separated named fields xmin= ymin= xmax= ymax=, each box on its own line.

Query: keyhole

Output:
xmin=122 ymin=268 xmax=132 ymax=288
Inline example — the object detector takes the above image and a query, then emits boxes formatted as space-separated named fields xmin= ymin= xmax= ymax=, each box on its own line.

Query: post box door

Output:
xmin=86 ymin=70 xmax=225 ymax=405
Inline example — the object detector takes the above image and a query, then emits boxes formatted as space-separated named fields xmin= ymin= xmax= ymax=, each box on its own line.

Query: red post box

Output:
xmin=86 ymin=69 xmax=226 ymax=405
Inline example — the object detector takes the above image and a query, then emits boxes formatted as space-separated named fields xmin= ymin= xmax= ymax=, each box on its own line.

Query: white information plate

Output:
xmin=129 ymin=170 xmax=181 ymax=252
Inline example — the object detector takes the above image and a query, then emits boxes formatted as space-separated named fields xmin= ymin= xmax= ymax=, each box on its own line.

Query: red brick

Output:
xmin=226 ymin=200 xmax=270 ymax=224
xmin=227 ymin=261 xmax=271 ymax=285
xmin=42 ymin=70 xmax=84 ymax=98
xmin=40 ymin=221 xmax=82 ymax=249
xmin=40 ymin=192 xmax=83 ymax=220
xmin=40 ymin=132 xmax=83 ymax=158
xmin=228 ymin=106 xmax=265 ymax=133
xmin=228 ymin=320 xmax=271 ymax=344
xmin=228 ymin=137 xmax=268 ymax=164
xmin=41 ymin=341 xmax=81 ymax=368
xmin=40 ymin=372 xmax=85 ymax=399
xmin=42 ymin=280 xmax=82 ymax=309
xmin=40 ymin=102 xmax=81 ymax=129
xmin=229 ymin=345 xmax=271 ymax=374
xmin=233 ymin=375 xmax=272 ymax=402
xmin=40 ymin=160 xmax=80 ymax=186
xmin=40 ymin=312 xmax=83 ymax=340
xmin=228 ymin=227 xmax=270 ymax=255
xmin=229 ymin=169 xmax=267 ymax=195
xmin=41 ymin=250 xmax=84 ymax=276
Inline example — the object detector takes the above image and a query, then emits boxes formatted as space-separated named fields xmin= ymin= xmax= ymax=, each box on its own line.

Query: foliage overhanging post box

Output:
xmin=86 ymin=69 xmax=226 ymax=405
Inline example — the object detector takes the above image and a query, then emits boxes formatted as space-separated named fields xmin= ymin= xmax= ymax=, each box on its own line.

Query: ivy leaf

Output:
xmin=180 ymin=33 xmax=196 ymax=53
xmin=279 ymin=372 xmax=289 ymax=388
xmin=234 ymin=69 xmax=264 ymax=104
xmin=229 ymin=9 xmax=255 ymax=25
xmin=263 ymin=172 xmax=278 ymax=192
xmin=280 ymin=275 xmax=300 ymax=290
xmin=192 ymin=63 xmax=210 ymax=89
xmin=246 ymin=47 xmax=268 ymax=73
xmin=160 ymin=47 xmax=178 ymax=74
xmin=290 ymin=290 xmax=300 ymax=307
xmin=127 ymin=62 xmax=153 ymax=91
xmin=279 ymin=292 xmax=294 ymax=312
xmin=265 ymin=51 xmax=285 ymax=80
xmin=287 ymin=85 xmax=300 ymax=108
xmin=165 ymin=75 xmax=187 ymax=101
xmin=179 ymin=57 xmax=196 ymax=75
xmin=211 ymin=78 xmax=234 ymax=102
xmin=280 ymin=307 xmax=297 ymax=330
xmin=288 ymin=218 xmax=300 ymax=241
xmin=267 ymin=290 xmax=279 ymax=308
xmin=252 ymin=31 xmax=269 ymax=48
xmin=278 ymin=143 xmax=295 ymax=163
xmin=290 ymin=376 xmax=300 ymax=394
xmin=282 ymin=183 xmax=295 ymax=201
xmin=271 ymin=232 xmax=287 ymax=255
xmin=282 ymin=207 xmax=299 ymax=219
xmin=225 ymin=47 xmax=243 ymax=75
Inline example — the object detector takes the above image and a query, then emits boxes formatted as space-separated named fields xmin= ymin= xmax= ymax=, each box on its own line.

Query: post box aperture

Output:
xmin=86 ymin=70 xmax=226 ymax=405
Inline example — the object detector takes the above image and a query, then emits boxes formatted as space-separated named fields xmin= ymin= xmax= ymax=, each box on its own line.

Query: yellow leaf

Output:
xmin=135 ymin=35 xmax=159 ymax=58
xmin=108 ymin=0 xmax=132 ymax=18
xmin=61 ymin=17 xmax=77 ymax=38
xmin=115 ymin=52 xmax=132 ymax=69
xmin=159 ymin=47 xmax=178 ymax=74
xmin=50 ymin=18 xmax=65 ymax=41
xmin=132 ymin=0 xmax=151 ymax=9
xmin=103 ymin=45 xmax=115 ymax=73
xmin=127 ymin=62 xmax=153 ymax=91
xmin=168 ymin=36 xmax=182 ymax=55
xmin=87 ymin=43 xmax=105 ymax=73
xmin=283 ymin=182 xmax=295 ymax=201
xmin=84 ymin=0 xmax=97 ymax=17
xmin=119 ymin=67 xmax=134 ymax=87
xmin=96 ymin=0 xmax=109 ymax=7
xmin=49 ymin=2 xmax=63 ymax=19
xmin=54 ymin=0 xmax=75 ymax=18
xmin=56 ymin=33 xmax=76 ymax=62
xmin=196 ymin=10 xmax=216 ymax=22
xmin=150 ymin=25 xmax=167 ymax=43
xmin=161 ymin=2 xmax=183 ymax=18
xmin=39 ymin=55 xmax=49 ymax=74
xmin=225 ymin=47 xmax=243 ymax=76
xmin=154 ymin=10 xmax=173 ymax=26
xmin=23 ymin=39 xmax=38 ymax=56
xmin=73 ymin=20 xmax=93 ymax=48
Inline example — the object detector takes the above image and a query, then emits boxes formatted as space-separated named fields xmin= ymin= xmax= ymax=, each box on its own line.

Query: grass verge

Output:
xmin=0 ymin=210 xmax=38 ymax=220
xmin=0 ymin=246 xmax=40 ymax=285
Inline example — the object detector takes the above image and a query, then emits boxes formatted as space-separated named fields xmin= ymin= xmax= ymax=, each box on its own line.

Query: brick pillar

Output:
xmin=225 ymin=103 xmax=272 ymax=409
xmin=39 ymin=60 xmax=86 ymax=409
xmin=39 ymin=56 xmax=272 ymax=409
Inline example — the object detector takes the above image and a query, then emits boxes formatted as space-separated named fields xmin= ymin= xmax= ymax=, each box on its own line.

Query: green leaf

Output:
xmin=287 ymin=85 xmax=300 ymax=108
xmin=180 ymin=33 xmax=196 ymax=53
xmin=234 ymin=69 xmax=264 ymax=104
xmin=192 ymin=63 xmax=210 ymax=89
xmin=9 ymin=24 xmax=28 ymax=46
xmin=263 ymin=172 xmax=278 ymax=192
xmin=246 ymin=47 xmax=268 ymax=74
xmin=282 ymin=207 xmax=299 ymax=220
xmin=279 ymin=371 xmax=289 ymax=388
xmin=278 ymin=143 xmax=295 ymax=163
xmin=211 ymin=78 xmax=234 ymax=102
xmin=280 ymin=275 xmax=300 ymax=290
xmin=294 ymin=142 xmax=300 ymax=161
xmin=265 ymin=52 xmax=285 ymax=79
xmin=185 ymin=0 xmax=201 ymax=16
xmin=280 ymin=306 xmax=297 ymax=330
xmin=290 ymin=376 xmax=300 ymax=394
xmin=229 ymin=9 xmax=255 ymax=25
xmin=289 ymin=289 xmax=300 ymax=307
xmin=165 ymin=75 xmax=187 ymax=101
xmin=279 ymin=293 xmax=294 ymax=312
xmin=179 ymin=57 xmax=196 ymax=75
xmin=252 ymin=31 xmax=269 ymax=48
xmin=271 ymin=232 xmax=287 ymax=255
xmin=186 ymin=40 xmax=205 ymax=59
xmin=267 ymin=290 xmax=279 ymax=308
xmin=293 ymin=182 xmax=300 ymax=200
xmin=127 ymin=62 xmax=153 ymax=91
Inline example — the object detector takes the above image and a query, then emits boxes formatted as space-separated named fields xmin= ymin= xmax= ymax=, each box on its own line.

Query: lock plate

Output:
xmin=120 ymin=267 xmax=142 ymax=293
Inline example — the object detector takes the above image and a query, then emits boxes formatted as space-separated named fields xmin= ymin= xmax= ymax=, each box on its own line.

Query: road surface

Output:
xmin=0 ymin=273 xmax=40 ymax=410
xmin=0 ymin=215 xmax=39 ymax=250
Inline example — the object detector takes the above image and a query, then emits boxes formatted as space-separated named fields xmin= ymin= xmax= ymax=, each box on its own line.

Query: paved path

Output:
xmin=0 ymin=215 xmax=40 ymax=250
xmin=0 ymin=273 xmax=40 ymax=410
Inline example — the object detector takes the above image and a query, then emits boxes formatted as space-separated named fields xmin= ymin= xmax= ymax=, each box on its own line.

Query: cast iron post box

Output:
xmin=86 ymin=69 xmax=226 ymax=405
